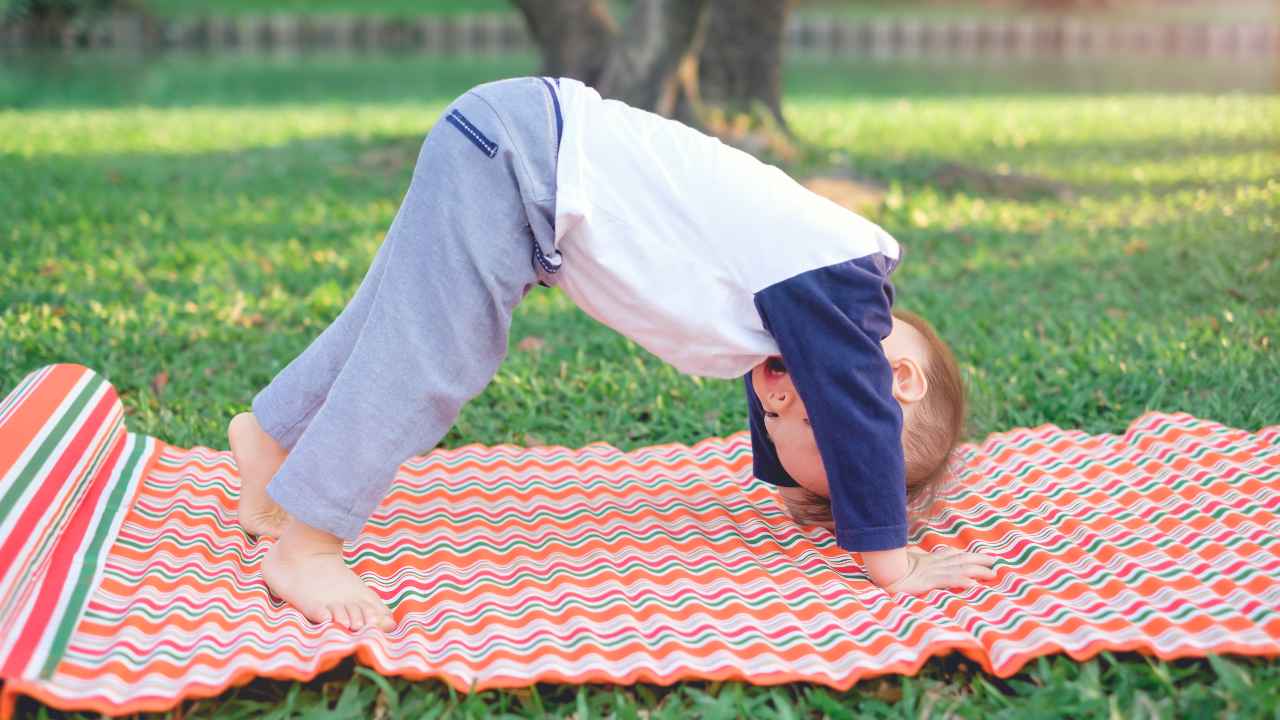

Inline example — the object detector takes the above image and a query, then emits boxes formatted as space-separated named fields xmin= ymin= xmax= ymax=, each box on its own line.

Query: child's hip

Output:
xmin=442 ymin=77 xmax=563 ymax=284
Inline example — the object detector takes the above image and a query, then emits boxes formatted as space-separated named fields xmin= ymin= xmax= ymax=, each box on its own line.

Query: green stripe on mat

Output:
xmin=5 ymin=413 xmax=128 ymax=635
xmin=40 ymin=436 xmax=151 ymax=678
xmin=0 ymin=374 xmax=106 ymax=529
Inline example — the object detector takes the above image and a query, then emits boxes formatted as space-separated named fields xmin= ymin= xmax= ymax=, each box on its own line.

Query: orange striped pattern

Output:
xmin=0 ymin=366 xmax=160 ymax=719
xmin=1 ymin=364 xmax=1278 ymax=717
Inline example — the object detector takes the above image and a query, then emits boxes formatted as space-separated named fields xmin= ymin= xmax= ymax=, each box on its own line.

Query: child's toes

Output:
xmin=354 ymin=603 xmax=381 ymax=631
xmin=329 ymin=603 xmax=353 ymax=630
xmin=347 ymin=604 xmax=367 ymax=630
xmin=367 ymin=603 xmax=395 ymax=631
xmin=308 ymin=604 xmax=333 ymax=625
xmin=354 ymin=601 xmax=381 ymax=631
xmin=348 ymin=604 xmax=367 ymax=631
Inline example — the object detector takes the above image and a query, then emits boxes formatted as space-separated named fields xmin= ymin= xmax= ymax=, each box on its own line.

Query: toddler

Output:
xmin=229 ymin=77 xmax=995 ymax=632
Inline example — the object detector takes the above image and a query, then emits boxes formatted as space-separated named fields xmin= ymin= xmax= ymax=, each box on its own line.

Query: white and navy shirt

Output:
xmin=550 ymin=78 xmax=908 ymax=552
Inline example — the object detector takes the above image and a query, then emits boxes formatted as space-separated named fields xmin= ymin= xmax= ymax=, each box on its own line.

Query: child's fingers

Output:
xmin=949 ymin=561 xmax=998 ymax=578
xmin=944 ymin=550 xmax=995 ymax=562
xmin=937 ymin=551 xmax=997 ymax=567
xmin=933 ymin=564 xmax=997 ymax=590
xmin=926 ymin=547 xmax=997 ymax=565
xmin=930 ymin=575 xmax=976 ymax=590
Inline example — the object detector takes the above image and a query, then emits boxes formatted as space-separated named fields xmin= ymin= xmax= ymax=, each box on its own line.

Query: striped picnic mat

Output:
xmin=1 ymin=364 xmax=1277 ymax=717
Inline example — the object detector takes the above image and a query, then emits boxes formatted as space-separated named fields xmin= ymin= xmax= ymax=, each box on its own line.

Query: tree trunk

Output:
xmin=698 ymin=0 xmax=791 ymax=129
xmin=511 ymin=0 xmax=793 ymax=137
xmin=509 ymin=0 xmax=617 ymax=85
xmin=597 ymin=0 xmax=710 ymax=117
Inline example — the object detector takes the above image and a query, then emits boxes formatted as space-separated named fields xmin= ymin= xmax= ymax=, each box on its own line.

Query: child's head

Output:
xmin=750 ymin=308 xmax=966 ymax=524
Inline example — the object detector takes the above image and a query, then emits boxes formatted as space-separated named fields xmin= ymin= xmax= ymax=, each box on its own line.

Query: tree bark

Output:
xmin=698 ymin=0 xmax=791 ymax=129
xmin=596 ymin=0 xmax=710 ymax=117
xmin=511 ymin=0 xmax=793 ymax=135
xmin=509 ymin=0 xmax=617 ymax=85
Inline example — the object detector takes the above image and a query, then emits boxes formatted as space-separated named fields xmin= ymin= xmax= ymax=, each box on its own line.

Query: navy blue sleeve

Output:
xmin=752 ymin=256 xmax=907 ymax=552
xmin=744 ymin=373 xmax=800 ymax=488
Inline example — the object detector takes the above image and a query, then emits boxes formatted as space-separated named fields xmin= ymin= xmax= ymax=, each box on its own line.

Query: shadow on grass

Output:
xmin=821 ymin=130 xmax=1275 ymax=202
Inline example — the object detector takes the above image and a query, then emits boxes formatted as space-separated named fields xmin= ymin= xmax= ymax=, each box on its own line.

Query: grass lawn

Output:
xmin=1 ymin=52 xmax=1278 ymax=717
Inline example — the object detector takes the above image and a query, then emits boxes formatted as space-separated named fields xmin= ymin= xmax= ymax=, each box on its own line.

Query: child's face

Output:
xmin=751 ymin=318 xmax=931 ymax=498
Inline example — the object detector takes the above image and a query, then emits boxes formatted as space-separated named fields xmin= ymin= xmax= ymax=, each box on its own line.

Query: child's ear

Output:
xmin=890 ymin=357 xmax=928 ymax=404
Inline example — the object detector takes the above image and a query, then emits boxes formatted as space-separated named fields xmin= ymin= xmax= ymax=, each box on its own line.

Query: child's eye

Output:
xmin=765 ymin=357 xmax=787 ymax=374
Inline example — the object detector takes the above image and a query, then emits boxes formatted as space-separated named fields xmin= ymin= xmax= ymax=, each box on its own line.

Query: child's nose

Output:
xmin=768 ymin=390 xmax=792 ymax=409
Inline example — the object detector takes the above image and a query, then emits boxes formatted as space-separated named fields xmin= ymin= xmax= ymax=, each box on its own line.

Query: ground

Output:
xmin=1 ymin=51 xmax=1277 ymax=718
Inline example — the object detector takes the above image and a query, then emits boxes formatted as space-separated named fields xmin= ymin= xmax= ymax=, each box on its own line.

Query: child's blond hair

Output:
xmin=893 ymin=308 xmax=966 ymax=522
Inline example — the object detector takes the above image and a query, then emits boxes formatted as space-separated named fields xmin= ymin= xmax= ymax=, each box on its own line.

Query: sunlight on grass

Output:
xmin=0 ymin=106 xmax=444 ymax=156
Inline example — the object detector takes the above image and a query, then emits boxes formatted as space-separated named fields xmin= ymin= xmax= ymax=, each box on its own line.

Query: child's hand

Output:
xmin=774 ymin=489 xmax=997 ymax=593
xmin=882 ymin=546 xmax=997 ymax=594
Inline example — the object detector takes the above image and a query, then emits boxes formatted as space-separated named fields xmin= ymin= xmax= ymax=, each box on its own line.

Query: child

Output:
xmin=228 ymin=77 xmax=996 ymax=632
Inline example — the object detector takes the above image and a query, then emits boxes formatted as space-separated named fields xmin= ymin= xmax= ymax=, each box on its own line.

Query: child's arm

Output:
xmin=753 ymin=259 xmax=908 ymax=552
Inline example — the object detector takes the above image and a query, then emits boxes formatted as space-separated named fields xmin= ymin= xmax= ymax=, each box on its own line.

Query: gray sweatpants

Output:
xmin=251 ymin=77 xmax=563 ymax=540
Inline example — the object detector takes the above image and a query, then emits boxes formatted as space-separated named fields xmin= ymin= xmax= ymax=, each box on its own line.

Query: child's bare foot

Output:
xmin=263 ymin=520 xmax=395 ymax=631
xmin=228 ymin=412 xmax=292 ymax=537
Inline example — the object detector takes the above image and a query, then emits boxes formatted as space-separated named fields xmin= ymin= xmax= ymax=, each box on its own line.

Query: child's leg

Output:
xmin=228 ymin=412 xmax=293 ymax=536
xmin=230 ymin=190 xmax=398 ymax=536
xmin=254 ymin=79 xmax=559 ymax=631
xmin=248 ymin=217 xmax=397 ymax=450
